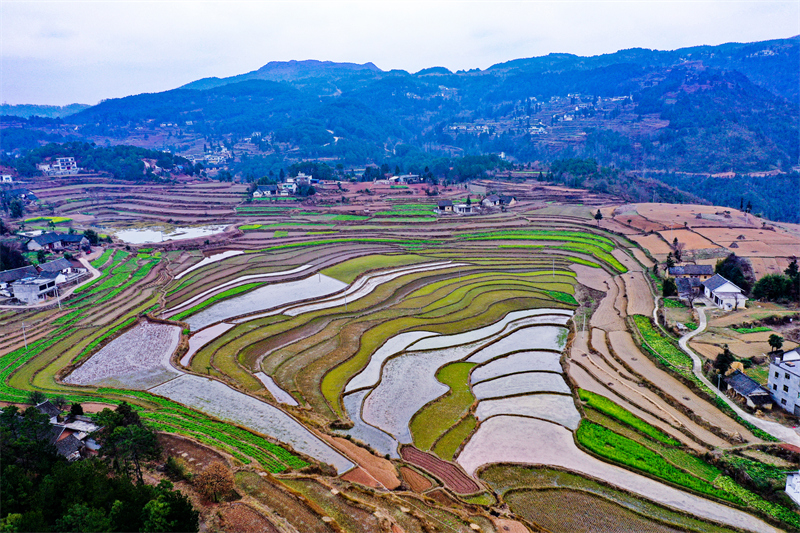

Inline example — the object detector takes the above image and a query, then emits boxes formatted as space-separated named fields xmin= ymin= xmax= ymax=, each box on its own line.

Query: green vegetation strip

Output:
xmin=576 ymin=421 xmax=739 ymax=504
xmin=732 ymin=326 xmax=772 ymax=334
xmin=410 ymin=362 xmax=476 ymax=450
xmin=89 ymin=248 xmax=114 ymax=268
xmin=578 ymin=389 xmax=680 ymax=445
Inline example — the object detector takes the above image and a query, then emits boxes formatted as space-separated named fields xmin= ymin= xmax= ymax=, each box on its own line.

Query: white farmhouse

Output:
xmin=787 ymin=470 xmax=800 ymax=507
xmin=769 ymin=348 xmax=800 ymax=415
xmin=702 ymin=274 xmax=747 ymax=310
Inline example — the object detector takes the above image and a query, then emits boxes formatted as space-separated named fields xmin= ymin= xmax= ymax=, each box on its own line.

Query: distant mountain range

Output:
xmin=2 ymin=36 xmax=799 ymax=179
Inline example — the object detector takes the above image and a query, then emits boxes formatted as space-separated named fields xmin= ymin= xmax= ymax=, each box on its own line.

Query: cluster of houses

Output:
xmin=252 ymin=172 xmax=318 ymax=198
xmin=35 ymin=401 xmax=101 ymax=461
xmin=436 ymin=194 xmax=517 ymax=215
xmin=670 ymin=266 xmax=748 ymax=311
xmin=0 ymin=256 xmax=89 ymax=305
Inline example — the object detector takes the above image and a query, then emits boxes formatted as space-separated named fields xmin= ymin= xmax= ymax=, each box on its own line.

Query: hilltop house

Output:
xmin=702 ymin=274 xmax=747 ymax=310
xmin=787 ymin=471 xmax=800 ymax=507
xmin=0 ymin=265 xmax=40 ymax=291
xmin=768 ymin=348 xmax=800 ymax=415
xmin=38 ymin=258 xmax=88 ymax=284
xmin=499 ymin=195 xmax=517 ymax=206
xmin=11 ymin=273 xmax=59 ymax=304
xmin=436 ymin=200 xmax=453 ymax=213
xmin=454 ymin=203 xmax=476 ymax=215
xmin=481 ymin=195 xmax=501 ymax=207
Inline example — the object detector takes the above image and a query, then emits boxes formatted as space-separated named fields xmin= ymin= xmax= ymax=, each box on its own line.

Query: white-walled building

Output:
xmin=702 ymin=274 xmax=747 ymax=310
xmin=768 ymin=348 xmax=800 ymax=415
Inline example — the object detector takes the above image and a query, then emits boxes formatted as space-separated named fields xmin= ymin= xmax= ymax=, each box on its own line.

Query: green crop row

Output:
xmin=731 ymin=327 xmax=772 ymax=334
xmin=545 ymin=290 xmax=579 ymax=305
xmin=89 ymin=249 xmax=114 ymax=268
xmin=74 ymin=252 xmax=133 ymax=296
xmin=632 ymin=315 xmax=693 ymax=370
xmin=578 ymin=389 xmax=681 ymax=445
xmin=327 ymin=214 xmax=370 ymax=221
xmin=662 ymin=298 xmax=686 ymax=308
xmin=463 ymin=229 xmax=615 ymax=249
xmin=576 ymin=421 xmax=739 ymax=504
xmin=713 ymin=475 xmax=800 ymax=529
xmin=171 ymin=282 xmax=263 ymax=321
xmin=555 ymin=243 xmax=627 ymax=273
xmin=274 ymin=230 xmax=289 ymax=238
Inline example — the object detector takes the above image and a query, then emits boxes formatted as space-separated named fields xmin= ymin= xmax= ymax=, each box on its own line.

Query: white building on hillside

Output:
xmin=702 ymin=274 xmax=747 ymax=310
xmin=769 ymin=348 xmax=800 ymax=415
xmin=787 ymin=470 xmax=800 ymax=506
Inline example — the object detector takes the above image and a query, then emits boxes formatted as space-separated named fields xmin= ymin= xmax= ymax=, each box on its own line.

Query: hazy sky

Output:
xmin=2 ymin=1 xmax=798 ymax=105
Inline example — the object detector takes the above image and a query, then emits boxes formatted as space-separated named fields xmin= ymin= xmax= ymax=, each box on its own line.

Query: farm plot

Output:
xmin=166 ymin=264 xmax=315 ymax=315
xmin=472 ymin=372 xmax=571 ymax=399
xmin=470 ymin=351 xmax=563 ymax=382
xmin=254 ymin=372 xmax=299 ymax=406
xmin=174 ymin=250 xmax=244 ymax=280
xmin=150 ymin=374 xmax=354 ymax=473
xmin=456 ymin=417 xmax=781 ymax=533
xmin=657 ymin=229 xmax=721 ymax=251
xmin=505 ymin=488 xmax=685 ymax=533
xmin=340 ymin=390 xmax=401 ymax=458
xmin=345 ymin=331 xmax=438 ymax=392
xmin=64 ymin=321 xmax=181 ymax=390
xmin=184 ymin=274 xmax=347 ymax=330
xmin=179 ymin=323 xmax=235 ymax=367
xmin=475 ymin=394 xmax=581 ymax=429
xmin=466 ymin=325 xmax=568 ymax=363
xmin=400 ymin=446 xmax=480 ymax=494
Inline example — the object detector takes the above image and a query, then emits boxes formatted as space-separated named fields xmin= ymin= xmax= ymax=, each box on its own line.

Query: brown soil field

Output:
xmin=630 ymin=248 xmax=654 ymax=268
xmin=219 ymin=502 xmax=280 ymax=533
xmin=624 ymin=272 xmax=654 ymax=316
xmin=657 ymin=229 xmax=720 ymax=251
xmin=319 ymin=434 xmax=401 ymax=489
xmin=628 ymin=234 xmax=673 ymax=256
xmin=491 ymin=517 xmax=530 ymax=533
xmin=340 ymin=467 xmax=381 ymax=489
xmin=589 ymin=277 xmax=625 ymax=332
xmin=707 ymin=304 xmax=797 ymax=328
xmin=400 ymin=446 xmax=480 ymax=494
xmin=728 ymin=240 xmax=800 ymax=257
xmin=608 ymin=331 xmax=756 ymax=445
xmin=158 ymin=433 xmax=229 ymax=472
xmin=570 ymin=264 xmax=612 ymax=292
xmin=399 ymin=466 xmax=435 ymax=492
xmin=691 ymin=337 xmax=797 ymax=360
xmin=636 ymin=203 xmax=755 ymax=229
xmin=696 ymin=227 xmax=800 ymax=248
xmin=612 ymin=214 xmax=666 ymax=233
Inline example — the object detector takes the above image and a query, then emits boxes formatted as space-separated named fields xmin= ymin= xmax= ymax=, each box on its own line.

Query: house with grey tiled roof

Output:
xmin=703 ymin=274 xmax=747 ymax=310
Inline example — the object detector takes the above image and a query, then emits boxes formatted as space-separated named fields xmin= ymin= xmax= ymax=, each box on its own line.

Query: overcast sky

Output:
xmin=1 ymin=1 xmax=798 ymax=106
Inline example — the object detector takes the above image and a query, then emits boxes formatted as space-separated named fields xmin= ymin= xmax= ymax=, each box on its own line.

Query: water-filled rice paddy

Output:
xmin=184 ymin=274 xmax=346 ymax=330
xmin=344 ymin=331 xmax=438 ymax=392
xmin=470 ymin=351 xmax=563 ymax=382
xmin=471 ymin=372 xmax=571 ymax=399
xmin=474 ymin=394 xmax=581 ymax=429
xmin=466 ymin=325 xmax=568 ymax=363
xmin=151 ymin=374 xmax=354 ymax=473
xmin=254 ymin=372 xmax=299 ymax=406
xmin=340 ymin=390 xmax=400 ymax=458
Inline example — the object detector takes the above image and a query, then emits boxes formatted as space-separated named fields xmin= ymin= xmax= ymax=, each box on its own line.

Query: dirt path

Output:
xmin=680 ymin=307 xmax=800 ymax=447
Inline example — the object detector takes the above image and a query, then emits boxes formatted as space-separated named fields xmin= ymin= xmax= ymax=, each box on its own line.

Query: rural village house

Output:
xmin=253 ymin=185 xmax=279 ymax=198
xmin=723 ymin=370 xmax=773 ymax=410
xmin=36 ymin=157 xmax=80 ymax=176
xmin=668 ymin=264 xmax=714 ymax=280
xmin=676 ymin=277 xmax=703 ymax=298
xmin=35 ymin=401 xmax=101 ymax=461
xmin=26 ymin=232 xmax=90 ymax=252
xmin=436 ymin=200 xmax=453 ymax=213
xmin=702 ymin=274 xmax=747 ymax=310
xmin=0 ymin=265 xmax=39 ymax=290
xmin=786 ymin=471 xmax=800 ymax=506
xmin=768 ymin=348 xmax=800 ymax=415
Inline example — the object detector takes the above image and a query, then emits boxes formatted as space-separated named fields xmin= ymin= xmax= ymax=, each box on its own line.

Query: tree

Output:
xmin=594 ymin=209 xmax=603 ymax=225
xmin=51 ymin=395 xmax=68 ymax=410
xmin=70 ymin=403 xmax=84 ymax=416
xmin=714 ymin=345 xmax=735 ymax=375
xmin=665 ymin=252 xmax=675 ymax=269
xmin=785 ymin=258 xmax=799 ymax=301
xmin=0 ymin=242 xmax=28 ymax=271
xmin=36 ymin=249 xmax=47 ymax=264
xmin=83 ymin=229 xmax=99 ymax=245
xmin=662 ymin=277 xmax=677 ymax=297
xmin=752 ymin=274 xmax=791 ymax=301
xmin=27 ymin=390 xmax=46 ymax=405
xmin=96 ymin=402 xmax=160 ymax=484
xmin=715 ymin=254 xmax=752 ymax=293
xmin=768 ymin=334 xmax=784 ymax=353
xmin=194 ymin=462 xmax=234 ymax=502
xmin=9 ymin=198 xmax=24 ymax=218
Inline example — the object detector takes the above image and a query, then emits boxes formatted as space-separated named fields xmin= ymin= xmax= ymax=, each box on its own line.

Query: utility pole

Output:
xmin=21 ymin=322 xmax=28 ymax=351
xmin=55 ymin=285 xmax=62 ymax=311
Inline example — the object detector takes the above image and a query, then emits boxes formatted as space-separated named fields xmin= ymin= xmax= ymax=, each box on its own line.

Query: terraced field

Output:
xmin=3 ymin=185 xmax=797 ymax=533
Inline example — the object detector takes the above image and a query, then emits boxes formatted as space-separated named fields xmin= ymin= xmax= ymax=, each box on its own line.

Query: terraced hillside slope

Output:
xmin=1 ymin=184 xmax=798 ymax=532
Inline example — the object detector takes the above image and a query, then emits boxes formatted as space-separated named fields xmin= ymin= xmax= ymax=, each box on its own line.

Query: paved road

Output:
xmin=679 ymin=305 xmax=800 ymax=447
